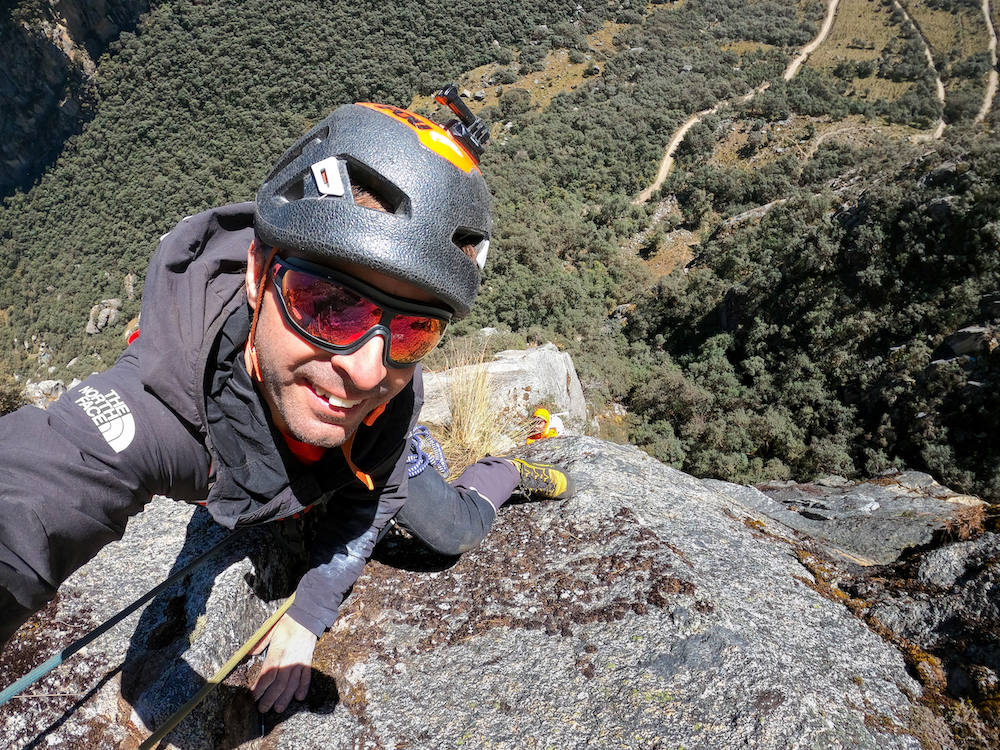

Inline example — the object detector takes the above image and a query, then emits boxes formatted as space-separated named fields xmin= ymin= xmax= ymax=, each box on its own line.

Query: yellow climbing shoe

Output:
xmin=507 ymin=458 xmax=576 ymax=499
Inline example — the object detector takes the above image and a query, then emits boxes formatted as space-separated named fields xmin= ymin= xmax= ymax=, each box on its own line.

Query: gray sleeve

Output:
xmin=286 ymin=452 xmax=507 ymax=635
xmin=0 ymin=351 xmax=210 ymax=618
xmin=286 ymin=446 xmax=411 ymax=637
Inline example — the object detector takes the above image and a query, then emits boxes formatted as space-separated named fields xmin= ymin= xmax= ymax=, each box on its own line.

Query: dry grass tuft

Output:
xmin=943 ymin=502 xmax=986 ymax=542
xmin=433 ymin=339 xmax=536 ymax=475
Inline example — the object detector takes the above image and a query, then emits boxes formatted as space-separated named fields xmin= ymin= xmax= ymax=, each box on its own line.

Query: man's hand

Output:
xmin=250 ymin=613 xmax=318 ymax=713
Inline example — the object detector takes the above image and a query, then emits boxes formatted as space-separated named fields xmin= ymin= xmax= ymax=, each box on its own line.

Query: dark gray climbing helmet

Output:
xmin=254 ymin=96 xmax=492 ymax=319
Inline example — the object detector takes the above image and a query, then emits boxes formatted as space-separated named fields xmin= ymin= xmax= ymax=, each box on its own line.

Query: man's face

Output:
xmin=246 ymin=250 xmax=435 ymax=448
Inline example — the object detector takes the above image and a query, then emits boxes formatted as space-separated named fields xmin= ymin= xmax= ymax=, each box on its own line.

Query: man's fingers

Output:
xmin=251 ymin=645 xmax=284 ymax=697
xmin=255 ymin=664 xmax=292 ymax=712
xmin=294 ymin=665 xmax=311 ymax=702
xmin=258 ymin=664 xmax=306 ymax=713
xmin=250 ymin=662 xmax=273 ymax=699
xmin=253 ymin=662 xmax=311 ymax=713
xmin=272 ymin=665 xmax=307 ymax=713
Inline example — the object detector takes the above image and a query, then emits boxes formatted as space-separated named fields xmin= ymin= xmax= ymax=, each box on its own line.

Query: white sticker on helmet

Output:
xmin=475 ymin=239 xmax=490 ymax=270
xmin=311 ymin=157 xmax=345 ymax=197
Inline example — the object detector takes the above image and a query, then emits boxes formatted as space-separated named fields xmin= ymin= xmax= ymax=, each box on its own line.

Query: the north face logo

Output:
xmin=74 ymin=386 xmax=135 ymax=453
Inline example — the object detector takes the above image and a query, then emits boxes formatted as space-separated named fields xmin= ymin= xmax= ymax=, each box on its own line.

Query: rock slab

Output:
xmin=1 ymin=438 xmax=950 ymax=749
xmin=271 ymin=438 xmax=931 ymax=749
xmin=711 ymin=471 xmax=986 ymax=566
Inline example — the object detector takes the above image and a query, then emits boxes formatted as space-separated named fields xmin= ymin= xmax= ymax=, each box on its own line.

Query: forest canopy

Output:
xmin=2 ymin=0 xmax=998 ymax=500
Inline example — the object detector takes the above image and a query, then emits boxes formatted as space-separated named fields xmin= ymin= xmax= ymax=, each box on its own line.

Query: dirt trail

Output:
xmin=893 ymin=0 xmax=946 ymax=140
xmin=975 ymin=0 xmax=998 ymax=123
xmin=784 ymin=0 xmax=840 ymax=81
xmin=636 ymin=0 xmax=839 ymax=203
xmin=636 ymin=108 xmax=712 ymax=204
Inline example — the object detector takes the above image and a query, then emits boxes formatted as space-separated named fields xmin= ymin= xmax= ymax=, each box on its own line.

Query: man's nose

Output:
xmin=331 ymin=334 xmax=388 ymax=391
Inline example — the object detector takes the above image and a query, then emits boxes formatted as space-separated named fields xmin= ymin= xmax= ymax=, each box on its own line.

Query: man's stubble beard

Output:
xmin=254 ymin=357 xmax=357 ymax=450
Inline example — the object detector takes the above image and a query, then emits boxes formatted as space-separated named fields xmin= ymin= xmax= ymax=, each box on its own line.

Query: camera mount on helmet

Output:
xmin=435 ymin=84 xmax=490 ymax=163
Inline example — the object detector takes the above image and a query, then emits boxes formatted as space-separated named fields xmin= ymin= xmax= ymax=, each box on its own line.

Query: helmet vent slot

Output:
xmin=264 ymin=126 xmax=330 ymax=183
xmin=276 ymin=169 xmax=307 ymax=203
xmin=452 ymin=230 xmax=488 ymax=268
xmin=344 ymin=157 xmax=409 ymax=217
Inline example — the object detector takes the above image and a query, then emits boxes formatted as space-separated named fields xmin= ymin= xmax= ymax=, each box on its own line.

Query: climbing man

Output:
xmin=0 ymin=86 xmax=574 ymax=714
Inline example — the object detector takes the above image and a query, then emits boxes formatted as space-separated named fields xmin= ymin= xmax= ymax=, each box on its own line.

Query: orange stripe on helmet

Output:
xmin=359 ymin=102 xmax=480 ymax=174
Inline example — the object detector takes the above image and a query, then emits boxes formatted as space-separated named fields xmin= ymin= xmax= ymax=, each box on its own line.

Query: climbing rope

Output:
xmin=406 ymin=424 xmax=448 ymax=478
xmin=138 ymin=593 xmax=296 ymax=750
xmin=3 ymin=527 xmax=298 ymax=748
xmin=0 ymin=528 xmax=246 ymax=708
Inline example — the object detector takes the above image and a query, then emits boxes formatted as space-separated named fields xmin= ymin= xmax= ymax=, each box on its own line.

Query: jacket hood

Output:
xmin=133 ymin=202 xmax=256 ymax=430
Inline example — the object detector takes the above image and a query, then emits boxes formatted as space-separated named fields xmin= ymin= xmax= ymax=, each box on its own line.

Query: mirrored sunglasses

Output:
xmin=269 ymin=255 xmax=451 ymax=368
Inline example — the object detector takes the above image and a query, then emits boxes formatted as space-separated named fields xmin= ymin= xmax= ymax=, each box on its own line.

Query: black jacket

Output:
xmin=0 ymin=203 xmax=420 ymax=636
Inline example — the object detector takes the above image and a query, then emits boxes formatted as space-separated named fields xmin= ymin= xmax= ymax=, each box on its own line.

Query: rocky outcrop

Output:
xmin=0 ymin=1 xmax=150 ymax=194
xmin=932 ymin=325 xmax=998 ymax=361
xmin=841 ymin=532 xmax=1000 ymax=745
xmin=420 ymin=343 xmax=588 ymax=432
xmin=710 ymin=471 xmax=986 ymax=566
xmin=86 ymin=297 xmax=122 ymax=334
xmin=23 ymin=378 xmax=66 ymax=407
xmin=3 ymin=437 xmax=975 ymax=749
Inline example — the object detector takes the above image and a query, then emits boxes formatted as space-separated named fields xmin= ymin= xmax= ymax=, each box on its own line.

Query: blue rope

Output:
xmin=406 ymin=424 xmax=448 ymax=478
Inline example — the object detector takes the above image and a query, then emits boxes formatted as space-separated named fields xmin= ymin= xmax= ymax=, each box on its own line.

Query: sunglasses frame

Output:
xmin=268 ymin=254 xmax=452 ymax=368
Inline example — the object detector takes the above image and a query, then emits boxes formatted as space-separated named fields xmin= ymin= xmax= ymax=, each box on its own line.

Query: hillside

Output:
xmin=1 ymin=0 xmax=999 ymax=499
xmin=0 ymin=0 xmax=151 ymax=194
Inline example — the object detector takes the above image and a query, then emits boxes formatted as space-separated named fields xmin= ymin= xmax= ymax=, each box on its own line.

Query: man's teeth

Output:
xmin=314 ymin=386 xmax=361 ymax=408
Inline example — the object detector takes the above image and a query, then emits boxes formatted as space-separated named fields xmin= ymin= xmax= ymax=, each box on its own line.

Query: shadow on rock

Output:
xmin=120 ymin=508 xmax=303 ymax=747
xmin=372 ymin=525 xmax=463 ymax=573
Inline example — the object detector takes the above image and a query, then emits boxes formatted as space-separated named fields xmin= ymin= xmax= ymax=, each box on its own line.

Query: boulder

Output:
xmin=0 ymin=437 xmax=953 ymax=749
xmin=716 ymin=471 xmax=986 ymax=566
xmin=935 ymin=325 xmax=996 ymax=359
xmin=86 ymin=298 xmax=122 ymax=335
xmin=979 ymin=292 xmax=1000 ymax=321
xmin=420 ymin=343 xmax=587 ymax=432
xmin=23 ymin=378 xmax=67 ymax=407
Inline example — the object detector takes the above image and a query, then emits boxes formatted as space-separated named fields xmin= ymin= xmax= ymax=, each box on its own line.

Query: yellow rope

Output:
xmin=138 ymin=593 xmax=296 ymax=750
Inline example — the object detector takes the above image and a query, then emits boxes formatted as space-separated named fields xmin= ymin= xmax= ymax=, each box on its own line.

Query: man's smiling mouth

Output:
xmin=310 ymin=382 xmax=362 ymax=409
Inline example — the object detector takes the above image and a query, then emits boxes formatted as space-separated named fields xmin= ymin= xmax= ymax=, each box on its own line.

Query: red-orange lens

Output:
xmin=278 ymin=265 xmax=445 ymax=363
xmin=281 ymin=270 xmax=380 ymax=345
xmin=388 ymin=315 xmax=446 ymax=363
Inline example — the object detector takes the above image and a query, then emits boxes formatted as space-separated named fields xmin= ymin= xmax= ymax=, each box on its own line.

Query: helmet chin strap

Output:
xmin=244 ymin=240 xmax=278 ymax=382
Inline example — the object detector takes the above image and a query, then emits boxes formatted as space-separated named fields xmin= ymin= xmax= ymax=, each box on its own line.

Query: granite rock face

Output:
xmin=420 ymin=343 xmax=588 ymax=431
xmin=709 ymin=471 xmax=985 ymax=566
xmin=842 ymin=532 xmax=1000 ymax=744
xmin=0 ymin=497 xmax=295 ymax=750
xmin=283 ymin=439 xmax=933 ymax=750
xmin=1 ymin=437 xmax=954 ymax=749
